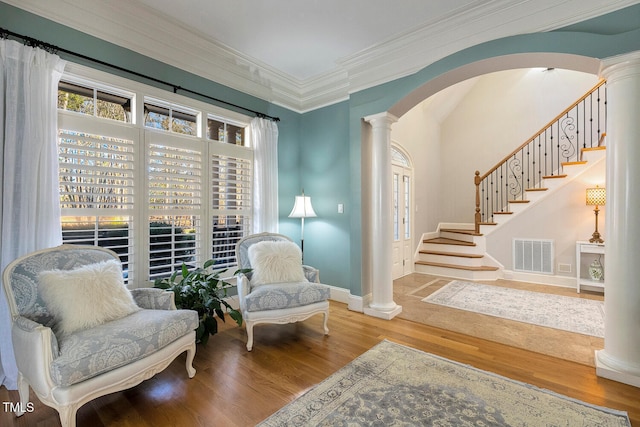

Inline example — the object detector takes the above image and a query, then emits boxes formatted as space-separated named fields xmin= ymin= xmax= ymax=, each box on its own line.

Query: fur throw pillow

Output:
xmin=38 ymin=259 xmax=140 ymax=336
xmin=248 ymin=240 xmax=308 ymax=286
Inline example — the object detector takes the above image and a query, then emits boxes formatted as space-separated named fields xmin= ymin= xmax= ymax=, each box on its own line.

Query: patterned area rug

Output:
xmin=258 ymin=340 xmax=629 ymax=426
xmin=423 ymin=280 xmax=605 ymax=337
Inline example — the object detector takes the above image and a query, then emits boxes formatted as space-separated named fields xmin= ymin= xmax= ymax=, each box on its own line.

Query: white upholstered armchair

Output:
xmin=235 ymin=232 xmax=330 ymax=351
xmin=2 ymin=245 xmax=199 ymax=427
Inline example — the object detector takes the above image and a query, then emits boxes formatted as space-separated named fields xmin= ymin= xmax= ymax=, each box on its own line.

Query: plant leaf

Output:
xmin=181 ymin=263 xmax=189 ymax=278
xmin=229 ymin=309 xmax=243 ymax=326
xmin=204 ymin=314 xmax=218 ymax=335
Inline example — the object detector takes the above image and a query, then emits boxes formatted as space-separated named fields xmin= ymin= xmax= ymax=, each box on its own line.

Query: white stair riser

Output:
xmin=582 ymin=149 xmax=606 ymax=163
xmin=507 ymin=203 xmax=529 ymax=214
xmin=542 ymin=178 xmax=565 ymax=191
xmin=418 ymin=253 xmax=485 ymax=267
xmin=439 ymin=231 xmax=476 ymax=243
xmin=420 ymin=242 xmax=484 ymax=255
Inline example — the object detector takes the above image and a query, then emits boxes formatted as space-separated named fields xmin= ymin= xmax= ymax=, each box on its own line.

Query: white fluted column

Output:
xmin=363 ymin=112 xmax=402 ymax=320
xmin=596 ymin=51 xmax=640 ymax=388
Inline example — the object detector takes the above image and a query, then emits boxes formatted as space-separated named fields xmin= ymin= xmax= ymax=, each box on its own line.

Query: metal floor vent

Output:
xmin=513 ymin=239 xmax=553 ymax=274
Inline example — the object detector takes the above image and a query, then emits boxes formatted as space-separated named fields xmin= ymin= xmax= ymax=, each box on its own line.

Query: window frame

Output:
xmin=58 ymin=63 xmax=253 ymax=287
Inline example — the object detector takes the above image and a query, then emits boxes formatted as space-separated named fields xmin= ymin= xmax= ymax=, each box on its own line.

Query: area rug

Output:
xmin=423 ymin=281 xmax=604 ymax=337
xmin=258 ymin=340 xmax=629 ymax=426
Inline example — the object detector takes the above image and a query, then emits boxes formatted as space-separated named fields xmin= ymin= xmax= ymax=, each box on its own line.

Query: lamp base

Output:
xmin=589 ymin=230 xmax=604 ymax=244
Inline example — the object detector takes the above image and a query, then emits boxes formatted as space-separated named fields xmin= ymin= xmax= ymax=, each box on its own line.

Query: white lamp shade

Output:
xmin=288 ymin=195 xmax=317 ymax=218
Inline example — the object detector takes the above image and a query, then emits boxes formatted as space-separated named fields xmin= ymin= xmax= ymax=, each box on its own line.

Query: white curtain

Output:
xmin=0 ymin=40 xmax=66 ymax=390
xmin=250 ymin=117 xmax=279 ymax=233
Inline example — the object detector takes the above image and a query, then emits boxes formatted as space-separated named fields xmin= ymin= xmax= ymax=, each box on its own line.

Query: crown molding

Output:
xmin=4 ymin=0 xmax=639 ymax=113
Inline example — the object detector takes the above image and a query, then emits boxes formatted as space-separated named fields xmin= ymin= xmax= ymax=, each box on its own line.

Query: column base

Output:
xmin=364 ymin=304 xmax=402 ymax=320
xmin=595 ymin=350 xmax=640 ymax=388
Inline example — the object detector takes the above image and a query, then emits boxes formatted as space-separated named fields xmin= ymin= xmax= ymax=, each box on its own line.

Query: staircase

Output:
xmin=415 ymin=227 xmax=501 ymax=281
xmin=414 ymin=80 xmax=607 ymax=280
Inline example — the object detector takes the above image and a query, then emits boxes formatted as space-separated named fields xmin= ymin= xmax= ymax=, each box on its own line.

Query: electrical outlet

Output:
xmin=338 ymin=203 xmax=344 ymax=214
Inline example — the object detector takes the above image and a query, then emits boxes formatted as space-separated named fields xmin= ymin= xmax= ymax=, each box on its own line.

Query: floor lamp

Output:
xmin=288 ymin=190 xmax=317 ymax=261
xmin=586 ymin=185 xmax=606 ymax=243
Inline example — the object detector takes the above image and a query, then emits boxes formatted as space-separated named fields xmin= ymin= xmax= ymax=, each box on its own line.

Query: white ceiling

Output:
xmin=134 ymin=0 xmax=477 ymax=81
xmin=5 ymin=0 xmax=640 ymax=112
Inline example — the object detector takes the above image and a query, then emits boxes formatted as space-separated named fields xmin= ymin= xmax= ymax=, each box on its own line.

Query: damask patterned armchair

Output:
xmin=2 ymin=245 xmax=199 ymax=427
xmin=235 ymin=232 xmax=330 ymax=351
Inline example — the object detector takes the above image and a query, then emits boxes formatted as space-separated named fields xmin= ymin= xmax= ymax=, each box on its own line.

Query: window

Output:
xmin=207 ymin=116 xmax=246 ymax=146
xmin=58 ymin=80 xmax=132 ymax=123
xmin=58 ymin=74 xmax=252 ymax=286
xmin=58 ymin=115 xmax=137 ymax=283
xmin=144 ymin=100 xmax=198 ymax=136
xmin=147 ymin=131 xmax=203 ymax=279
xmin=211 ymin=153 xmax=252 ymax=269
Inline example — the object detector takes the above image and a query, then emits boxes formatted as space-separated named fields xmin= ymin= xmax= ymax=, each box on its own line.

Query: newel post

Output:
xmin=474 ymin=171 xmax=481 ymax=233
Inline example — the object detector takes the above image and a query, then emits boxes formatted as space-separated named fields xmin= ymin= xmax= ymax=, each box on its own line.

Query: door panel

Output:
xmin=392 ymin=165 xmax=412 ymax=279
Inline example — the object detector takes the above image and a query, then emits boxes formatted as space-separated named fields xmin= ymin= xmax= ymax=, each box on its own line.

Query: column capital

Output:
xmin=364 ymin=111 xmax=398 ymax=127
xmin=600 ymin=50 xmax=640 ymax=80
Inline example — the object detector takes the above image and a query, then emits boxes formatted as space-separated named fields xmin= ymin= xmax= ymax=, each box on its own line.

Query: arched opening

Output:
xmin=362 ymin=52 xmax=602 ymax=319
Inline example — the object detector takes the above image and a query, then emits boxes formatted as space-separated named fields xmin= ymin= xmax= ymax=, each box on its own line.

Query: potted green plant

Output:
xmin=154 ymin=260 xmax=249 ymax=345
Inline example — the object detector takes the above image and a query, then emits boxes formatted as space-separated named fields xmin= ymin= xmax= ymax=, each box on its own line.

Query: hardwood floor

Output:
xmin=1 ymin=298 xmax=639 ymax=426
xmin=394 ymin=273 xmax=606 ymax=366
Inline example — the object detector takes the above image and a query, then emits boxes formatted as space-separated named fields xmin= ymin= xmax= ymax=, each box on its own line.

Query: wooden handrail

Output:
xmin=478 ymin=79 xmax=606 ymax=181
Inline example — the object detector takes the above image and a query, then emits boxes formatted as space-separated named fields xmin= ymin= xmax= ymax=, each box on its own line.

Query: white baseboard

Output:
xmin=502 ymin=270 xmax=576 ymax=288
xmin=327 ymin=285 xmax=351 ymax=304
xmin=347 ymin=292 xmax=371 ymax=313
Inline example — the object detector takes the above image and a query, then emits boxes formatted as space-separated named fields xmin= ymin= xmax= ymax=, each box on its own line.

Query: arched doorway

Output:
xmin=362 ymin=52 xmax=602 ymax=320
xmin=391 ymin=144 xmax=413 ymax=279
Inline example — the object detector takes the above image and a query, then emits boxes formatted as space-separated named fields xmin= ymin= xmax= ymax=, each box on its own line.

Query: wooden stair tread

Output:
xmin=423 ymin=237 xmax=476 ymax=247
xmin=493 ymin=211 xmax=513 ymax=215
xmin=478 ymin=222 xmax=497 ymax=226
xmin=415 ymin=260 xmax=499 ymax=271
xmin=419 ymin=250 xmax=484 ymax=259
xmin=582 ymin=146 xmax=606 ymax=152
xmin=543 ymin=174 xmax=567 ymax=179
xmin=562 ymin=161 xmax=587 ymax=166
xmin=526 ymin=187 xmax=548 ymax=192
xmin=508 ymin=200 xmax=529 ymax=204
xmin=440 ymin=228 xmax=482 ymax=236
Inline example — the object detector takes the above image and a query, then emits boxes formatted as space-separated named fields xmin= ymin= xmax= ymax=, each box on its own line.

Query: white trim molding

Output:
xmin=5 ymin=0 xmax=639 ymax=113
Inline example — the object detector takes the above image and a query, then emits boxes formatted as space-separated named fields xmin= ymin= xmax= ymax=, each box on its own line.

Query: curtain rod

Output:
xmin=0 ymin=27 xmax=280 ymax=122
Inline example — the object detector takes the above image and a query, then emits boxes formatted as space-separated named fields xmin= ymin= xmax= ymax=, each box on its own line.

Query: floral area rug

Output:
xmin=423 ymin=280 xmax=605 ymax=337
xmin=258 ymin=340 xmax=629 ymax=426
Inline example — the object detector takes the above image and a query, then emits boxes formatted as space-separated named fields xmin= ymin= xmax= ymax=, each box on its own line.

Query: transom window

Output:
xmin=144 ymin=99 xmax=199 ymax=136
xmin=207 ymin=116 xmax=246 ymax=146
xmin=58 ymin=80 xmax=132 ymax=123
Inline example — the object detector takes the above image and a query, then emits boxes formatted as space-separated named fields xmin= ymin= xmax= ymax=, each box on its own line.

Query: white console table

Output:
xmin=576 ymin=241 xmax=605 ymax=293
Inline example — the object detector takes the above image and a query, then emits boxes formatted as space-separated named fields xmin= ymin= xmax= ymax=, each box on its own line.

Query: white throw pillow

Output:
xmin=248 ymin=240 xmax=308 ymax=286
xmin=38 ymin=259 xmax=140 ymax=336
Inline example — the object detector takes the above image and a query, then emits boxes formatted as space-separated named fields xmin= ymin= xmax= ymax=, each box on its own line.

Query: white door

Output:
xmin=392 ymin=163 xmax=412 ymax=279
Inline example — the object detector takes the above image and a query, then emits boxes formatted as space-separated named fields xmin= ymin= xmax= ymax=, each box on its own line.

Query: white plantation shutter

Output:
xmin=57 ymin=75 xmax=256 ymax=283
xmin=147 ymin=131 xmax=203 ymax=278
xmin=58 ymin=114 xmax=137 ymax=282
xmin=211 ymin=150 xmax=252 ymax=269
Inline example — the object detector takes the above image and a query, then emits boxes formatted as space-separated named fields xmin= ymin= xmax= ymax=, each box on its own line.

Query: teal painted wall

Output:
xmin=2 ymin=2 xmax=640 ymax=299
xmin=297 ymin=102 xmax=351 ymax=289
